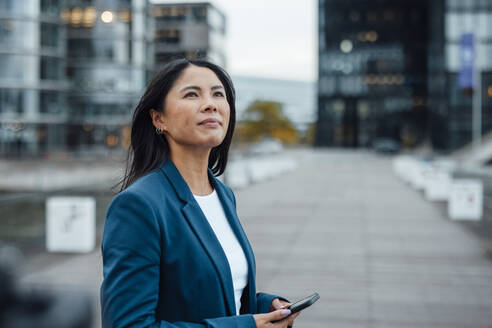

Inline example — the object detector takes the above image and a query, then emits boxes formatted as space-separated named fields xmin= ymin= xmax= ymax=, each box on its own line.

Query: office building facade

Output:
xmin=0 ymin=1 xmax=227 ymax=157
xmin=152 ymin=2 xmax=226 ymax=70
xmin=428 ymin=0 xmax=492 ymax=151
xmin=317 ymin=0 xmax=428 ymax=148
xmin=0 ymin=0 xmax=68 ymax=157
xmin=62 ymin=0 xmax=151 ymax=153
xmin=317 ymin=0 xmax=492 ymax=152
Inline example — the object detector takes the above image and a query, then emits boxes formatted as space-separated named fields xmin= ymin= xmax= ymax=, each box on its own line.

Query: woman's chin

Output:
xmin=188 ymin=137 xmax=225 ymax=149
xmin=200 ymin=135 xmax=226 ymax=148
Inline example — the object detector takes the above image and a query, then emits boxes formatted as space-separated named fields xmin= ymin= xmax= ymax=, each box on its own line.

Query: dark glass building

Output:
xmin=0 ymin=0 xmax=68 ymax=157
xmin=152 ymin=2 xmax=226 ymax=70
xmin=317 ymin=0 xmax=492 ymax=151
xmin=429 ymin=0 xmax=492 ymax=151
xmin=317 ymin=0 xmax=428 ymax=148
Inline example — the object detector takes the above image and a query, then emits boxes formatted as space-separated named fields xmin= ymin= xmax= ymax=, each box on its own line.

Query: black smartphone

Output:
xmin=288 ymin=293 xmax=320 ymax=314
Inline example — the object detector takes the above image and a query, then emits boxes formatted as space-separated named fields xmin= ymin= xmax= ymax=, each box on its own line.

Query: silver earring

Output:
xmin=156 ymin=127 xmax=162 ymax=134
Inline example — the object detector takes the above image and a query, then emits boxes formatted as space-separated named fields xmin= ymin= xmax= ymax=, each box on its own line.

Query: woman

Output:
xmin=100 ymin=58 xmax=300 ymax=327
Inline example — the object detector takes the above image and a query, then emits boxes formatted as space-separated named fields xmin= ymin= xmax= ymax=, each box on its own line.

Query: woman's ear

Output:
xmin=149 ymin=108 xmax=167 ymax=132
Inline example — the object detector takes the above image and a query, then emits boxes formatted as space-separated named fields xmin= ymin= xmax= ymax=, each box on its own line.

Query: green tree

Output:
xmin=236 ymin=100 xmax=298 ymax=144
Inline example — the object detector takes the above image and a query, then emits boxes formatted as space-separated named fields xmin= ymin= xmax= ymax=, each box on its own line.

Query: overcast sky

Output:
xmin=151 ymin=0 xmax=317 ymax=82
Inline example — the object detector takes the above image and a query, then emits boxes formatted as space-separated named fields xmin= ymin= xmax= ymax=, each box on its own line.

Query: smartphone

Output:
xmin=288 ymin=293 xmax=320 ymax=314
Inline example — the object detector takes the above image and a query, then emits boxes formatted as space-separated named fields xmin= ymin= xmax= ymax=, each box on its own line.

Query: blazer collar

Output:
xmin=159 ymin=157 xmax=257 ymax=315
xmin=159 ymin=158 xmax=245 ymax=315
xmin=159 ymin=158 xmax=196 ymax=203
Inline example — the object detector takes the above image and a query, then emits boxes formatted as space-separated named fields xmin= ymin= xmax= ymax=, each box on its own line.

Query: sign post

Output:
xmin=459 ymin=33 xmax=481 ymax=148
xmin=46 ymin=197 xmax=96 ymax=253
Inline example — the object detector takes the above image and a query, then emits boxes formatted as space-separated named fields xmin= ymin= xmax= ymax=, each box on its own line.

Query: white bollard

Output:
xmin=448 ymin=179 xmax=483 ymax=221
xmin=424 ymin=169 xmax=451 ymax=201
xmin=432 ymin=159 xmax=456 ymax=173
xmin=46 ymin=196 xmax=96 ymax=253
xmin=410 ymin=161 xmax=429 ymax=190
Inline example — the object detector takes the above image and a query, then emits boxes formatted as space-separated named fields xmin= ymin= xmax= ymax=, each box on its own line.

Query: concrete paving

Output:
xmin=19 ymin=149 xmax=492 ymax=327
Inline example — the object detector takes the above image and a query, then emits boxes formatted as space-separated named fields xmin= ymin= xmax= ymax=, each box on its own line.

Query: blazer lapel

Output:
xmin=159 ymin=159 xmax=236 ymax=316
xmin=209 ymin=171 xmax=257 ymax=313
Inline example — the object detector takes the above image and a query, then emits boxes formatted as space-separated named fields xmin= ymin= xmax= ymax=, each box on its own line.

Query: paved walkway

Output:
xmin=20 ymin=150 xmax=492 ymax=327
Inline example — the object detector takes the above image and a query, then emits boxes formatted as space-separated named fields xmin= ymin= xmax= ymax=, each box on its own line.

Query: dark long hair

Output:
xmin=118 ymin=58 xmax=236 ymax=192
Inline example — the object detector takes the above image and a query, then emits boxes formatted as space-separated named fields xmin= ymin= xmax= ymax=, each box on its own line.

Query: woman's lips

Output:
xmin=198 ymin=119 xmax=220 ymax=128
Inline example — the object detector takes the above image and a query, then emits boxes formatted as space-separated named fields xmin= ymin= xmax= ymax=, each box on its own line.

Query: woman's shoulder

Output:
xmin=126 ymin=169 xmax=168 ymax=194
xmin=111 ymin=169 xmax=171 ymax=208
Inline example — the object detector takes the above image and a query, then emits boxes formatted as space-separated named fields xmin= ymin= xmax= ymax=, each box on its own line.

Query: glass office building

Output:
xmin=429 ymin=0 xmax=492 ymax=151
xmin=317 ymin=0 xmax=492 ymax=152
xmin=152 ymin=2 xmax=226 ymax=70
xmin=0 ymin=0 xmax=68 ymax=157
xmin=61 ymin=0 xmax=151 ymax=153
xmin=0 ymin=0 xmax=231 ymax=157
xmin=316 ymin=0 xmax=428 ymax=148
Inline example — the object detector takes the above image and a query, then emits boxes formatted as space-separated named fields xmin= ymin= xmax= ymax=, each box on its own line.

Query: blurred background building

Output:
xmin=152 ymin=1 xmax=226 ymax=70
xmin=316 ymin=0 xmax=492 ymax=152
xmin=0 ymin=0 xmax=69 ymax=157
xmin=317 ymin=0 xmax=428 ymax=149
xmin=0 ymin=0 xmax=226 ymax=158
xmin=62 ymin=0 xmax=151 ymax=155
xmin=429 ymin=0 xmax=492 ymax=151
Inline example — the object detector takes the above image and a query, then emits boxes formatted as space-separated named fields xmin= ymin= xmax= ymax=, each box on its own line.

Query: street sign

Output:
xmin=459 ymin=33 xmax=474 ymax=89
xmin=448 ymin=179 xmax=483 ymax=221
xmin=46 ymin=196 xmax=96 ymax=253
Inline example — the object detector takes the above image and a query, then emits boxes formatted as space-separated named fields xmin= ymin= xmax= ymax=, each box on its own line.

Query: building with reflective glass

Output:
xmin=317 ymin=0 xmax=492 ymax=152
xmin=317 ymin=0 xmax=428 ymax=148
xmin=0 ymin=0 xmax=229 ymax=157
xmin=152 ymin=2 xmax=226 ymax=70
xmin=0 ymin=0 xmax=68 ymax=157
xmin=429 ymin=0 xmax=492 ymax=151
xmin=62 ymin=0 xmax=151 ymax=153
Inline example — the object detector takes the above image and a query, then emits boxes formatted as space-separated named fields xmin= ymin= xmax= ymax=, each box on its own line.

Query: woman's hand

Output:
xmin=252 ymin=308 xmax=300 ymax=328
xmin=252 ymin=298 xmax=300 ymax=327
xmin=271 ymin=298 xmax=299 ymax=327
xmin=269 ymin=298 xmax=290 ymax=312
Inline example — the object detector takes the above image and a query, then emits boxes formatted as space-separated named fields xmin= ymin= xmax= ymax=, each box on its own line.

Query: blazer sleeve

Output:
xmin=100 ymin=191 xmax=256 ymax=328
xmin=256 ymin=293 xmax=290 ymax=314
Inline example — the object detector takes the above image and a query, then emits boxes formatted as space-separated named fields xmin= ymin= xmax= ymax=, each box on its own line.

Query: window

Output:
xmin=153 ymin=5 xmax=189 ymax=21
xmin=40 ymin=0 xmax=60 ymax=16
xmin=41 ymin=23 xmax=59 ymax=48
xmin=68 ymin=39 xmax=124 ymax=61
xmin=40 ymin=57 xmax=61 ymax=80
xmin=449 ymin=73 xmax=473 ymax=107
xmin=40 ymin=92 xmax=62 ymax=114
xmin=155 ymin=29 xmax=180 ymax=44
xmin=0 ymin=89 xmax=23 ymax=114
xmin=192 ymin=6 xmax=207 ymax=22
xmin=68 ymin=39 xmax=93 ymax=58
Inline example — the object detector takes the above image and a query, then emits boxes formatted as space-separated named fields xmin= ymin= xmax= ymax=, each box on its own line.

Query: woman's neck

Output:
xmin=169 ymin=146 xmax=213 ymax=196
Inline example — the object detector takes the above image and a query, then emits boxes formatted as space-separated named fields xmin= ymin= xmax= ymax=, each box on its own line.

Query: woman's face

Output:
xmin=158 ymin=65 xmax=230 ymax=150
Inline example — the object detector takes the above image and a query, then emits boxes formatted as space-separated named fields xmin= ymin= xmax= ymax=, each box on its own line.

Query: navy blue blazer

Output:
xmin=101 ymin=158 xmax=282 ymax=327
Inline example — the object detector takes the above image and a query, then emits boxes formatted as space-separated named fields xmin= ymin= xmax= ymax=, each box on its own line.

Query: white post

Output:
xmin=472 ymin=19 xmax=482 ymax=149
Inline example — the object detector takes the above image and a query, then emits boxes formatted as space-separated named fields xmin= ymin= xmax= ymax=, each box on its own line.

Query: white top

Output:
xmin=193 ymin=189 xmax=249 ymax=315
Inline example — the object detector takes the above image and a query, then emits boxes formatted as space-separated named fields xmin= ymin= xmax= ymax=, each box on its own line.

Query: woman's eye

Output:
xmin=184 ymin=92 xmax=198 ymax=98
xmin=214 ymin=91 xmax=224 ymax=97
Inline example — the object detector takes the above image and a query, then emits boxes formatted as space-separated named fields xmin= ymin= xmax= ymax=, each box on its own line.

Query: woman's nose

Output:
xmin=202 ymin=100 xmax=218 ymax=112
